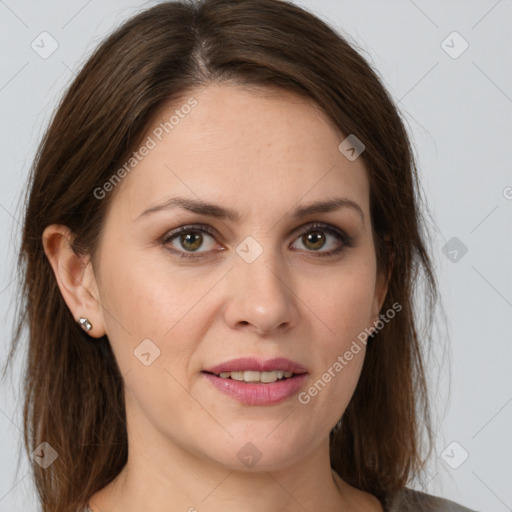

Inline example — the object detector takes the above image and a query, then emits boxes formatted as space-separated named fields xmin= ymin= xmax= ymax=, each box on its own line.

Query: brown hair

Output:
xmin=4 ymin=0 xmax=442 ymax=510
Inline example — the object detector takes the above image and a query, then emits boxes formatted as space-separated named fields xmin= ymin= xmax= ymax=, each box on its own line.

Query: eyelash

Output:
xmin=161 ymin=222 xmax=353 ymax=260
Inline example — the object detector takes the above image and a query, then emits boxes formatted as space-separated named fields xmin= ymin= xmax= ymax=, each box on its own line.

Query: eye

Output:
xmin=161 ymin=222 xmax=353 ymax=260
xmin=163 ymin=224 xmax=219 ymax=258
xmin=291 ymin=222 xmax=352 ymax=257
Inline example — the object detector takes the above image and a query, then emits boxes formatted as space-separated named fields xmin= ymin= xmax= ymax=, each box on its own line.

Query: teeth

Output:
xmin=217 ymin=370 xmax=293 ymax=383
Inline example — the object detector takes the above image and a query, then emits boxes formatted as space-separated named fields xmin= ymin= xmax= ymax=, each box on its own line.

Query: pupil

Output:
xmin=304 ymin=231 xmax=325 ymax=250
xmin=181 ymin=231 xmax=202 ymax=251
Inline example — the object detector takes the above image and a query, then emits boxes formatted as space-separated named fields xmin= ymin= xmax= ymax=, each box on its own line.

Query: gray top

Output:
xmin=83 ymin=488 xmax=477 ymax=511
xmin=389 ymin=487 xmax=478 ymax=511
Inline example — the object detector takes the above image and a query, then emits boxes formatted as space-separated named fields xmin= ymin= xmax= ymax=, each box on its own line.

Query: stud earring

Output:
xmin=78 ymin=317 xmax=93 ymax=332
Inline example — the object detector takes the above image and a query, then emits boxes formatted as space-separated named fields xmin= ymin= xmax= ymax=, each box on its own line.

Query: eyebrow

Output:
xmin=136 ymin=196 xmax=364 ymax=224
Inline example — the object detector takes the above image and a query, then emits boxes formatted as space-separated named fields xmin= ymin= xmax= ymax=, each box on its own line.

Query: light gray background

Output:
xmin=0 ymin=1 xmax=510 ymax=511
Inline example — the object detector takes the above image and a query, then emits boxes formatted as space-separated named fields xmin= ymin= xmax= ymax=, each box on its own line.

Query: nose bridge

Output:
xmin=241 ymin=249 xmax=284 ymax=297
xmin=231 ymin=230 xmax=272 ymax=269
xmin=224 ymin=235 xmax=299 ymax=333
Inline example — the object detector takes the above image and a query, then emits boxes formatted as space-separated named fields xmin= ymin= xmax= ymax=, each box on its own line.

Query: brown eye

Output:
xmin=179 ymin=231 xmax=204 ymax=251
xmin=163 ymin=225 xmax=218 ymax=257
xmin=291 ymin=223 xmax=350 ymax=257
xmin=302 ymin=230 xmax=326 ymax=251
xmin=162 ymin=222 xmax=352 ymax=261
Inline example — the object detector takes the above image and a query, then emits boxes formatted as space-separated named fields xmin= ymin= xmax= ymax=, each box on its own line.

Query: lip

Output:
xmin=202 ymin=357 xmax=309 ymax=406
xmin=203 ymin=357 xmax=308 ymax=375
xmin=202 ymin=372 xmax=308 ymax=405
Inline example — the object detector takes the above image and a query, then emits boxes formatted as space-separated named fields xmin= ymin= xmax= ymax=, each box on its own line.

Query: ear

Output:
xmin=370 ymin=236 xmax=394 ymax=326
xmin=42 ymin=224 xmax=106 ymax=338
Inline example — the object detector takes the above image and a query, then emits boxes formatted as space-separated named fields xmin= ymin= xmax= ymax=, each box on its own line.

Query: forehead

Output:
xmin=108 ymin=83 xmax=370 ymax=222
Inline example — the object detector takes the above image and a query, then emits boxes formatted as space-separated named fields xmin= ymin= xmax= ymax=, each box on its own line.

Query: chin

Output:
xmin=199 ymin=432 xmax=311 ymax=472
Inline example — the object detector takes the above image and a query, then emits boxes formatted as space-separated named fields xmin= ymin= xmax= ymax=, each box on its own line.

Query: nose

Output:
xmin=222 ymin=250 xmax=300 ymax=335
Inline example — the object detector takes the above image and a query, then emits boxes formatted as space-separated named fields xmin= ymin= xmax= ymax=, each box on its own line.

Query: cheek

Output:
xmin=99 ymin=244 xmax=201 ymax=331
xmin=316 ymin=264 xmax=376 ymax=344
xmin=301 ymin=278 xmax=371 ymax=427
xmin=97 ymin=248 xmax=219 ymax=372
xmin=304 ymin=263 xmax=375 ymax=405
xmin=96 ymin=254 xmax=207 ymax=420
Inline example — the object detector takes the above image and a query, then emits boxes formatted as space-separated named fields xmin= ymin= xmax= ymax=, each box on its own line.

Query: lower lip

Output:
xmin=202 ymin=372 xmax=308 ymax=405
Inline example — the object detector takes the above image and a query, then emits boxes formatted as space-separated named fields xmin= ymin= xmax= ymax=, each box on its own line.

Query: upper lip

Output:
xmin=203 ymin=357 xmax=308 ymax=375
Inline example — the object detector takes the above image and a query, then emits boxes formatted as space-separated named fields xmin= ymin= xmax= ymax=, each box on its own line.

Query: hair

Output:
xmin=3 ymin=0 xmax=443 ymax=510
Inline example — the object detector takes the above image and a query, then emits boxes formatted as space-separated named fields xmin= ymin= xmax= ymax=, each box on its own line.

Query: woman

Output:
xmin=5 ymin=0 xmax=477 ymax=510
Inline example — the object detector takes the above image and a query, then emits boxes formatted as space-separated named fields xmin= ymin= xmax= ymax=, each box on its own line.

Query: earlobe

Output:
xmin=42 ymin=224 xmax=106 ymax=338
xmin=378 ymin=272 xmax=390 ymax=311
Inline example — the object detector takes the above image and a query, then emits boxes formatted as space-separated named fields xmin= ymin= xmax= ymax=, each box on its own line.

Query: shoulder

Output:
xmin=389 ymin=487 xmax=478 ymax=512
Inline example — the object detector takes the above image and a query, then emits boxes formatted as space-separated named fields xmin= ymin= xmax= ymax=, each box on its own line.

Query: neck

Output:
xmin=88 ymin=437 xmax=350 ymax=512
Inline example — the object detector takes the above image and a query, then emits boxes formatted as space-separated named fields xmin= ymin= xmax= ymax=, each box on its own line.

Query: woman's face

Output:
xmin=91 ymin=83 xmax=388 ymax=471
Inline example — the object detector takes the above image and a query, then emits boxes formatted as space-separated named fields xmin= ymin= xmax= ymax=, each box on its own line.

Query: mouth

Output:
xmin=201 ymin=357 xmax=308 ymax=405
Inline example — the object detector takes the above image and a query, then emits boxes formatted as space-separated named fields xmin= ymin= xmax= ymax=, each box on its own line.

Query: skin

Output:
xmin=43 ymin=83 xmax=388 ymax=512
